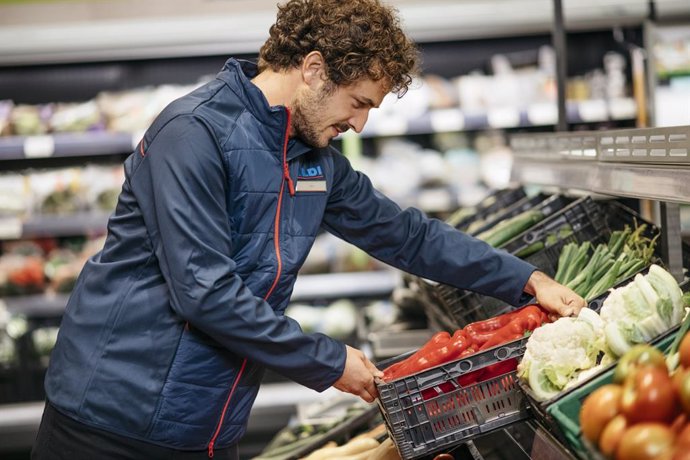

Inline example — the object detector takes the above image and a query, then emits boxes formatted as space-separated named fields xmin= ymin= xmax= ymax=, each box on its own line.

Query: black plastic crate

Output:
xmin=463 ymin=192 xmax=552 ymax=236
xmin=436 ymin=197 xmax=597 ymax=327
xmin=501 ymin=196 xmax=606 ymax=257
xmin=413 ymin=277 xmax=461 ymax=332
xmin=452 ymin=187 xmax=527 ymax=232
xmin=376 ymin=338 xmax=531 ymax=460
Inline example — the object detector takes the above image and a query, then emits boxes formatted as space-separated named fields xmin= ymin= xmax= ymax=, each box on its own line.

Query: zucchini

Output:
xmin=476 ymin=209 xmax=545 ymax=248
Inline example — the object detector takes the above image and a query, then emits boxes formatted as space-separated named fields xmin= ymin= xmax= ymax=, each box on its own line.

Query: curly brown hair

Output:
xmin=258 ymin=0 xmax=419 ymax=97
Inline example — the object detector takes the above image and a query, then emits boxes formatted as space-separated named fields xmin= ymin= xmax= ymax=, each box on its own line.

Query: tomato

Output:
xmin=433 ymin=454 xmax=454 ymax=460
xmin=599 ymin=414 xmax=627 ymax=458
xmin=673 ymin=368 xmax=690 ymax=415
xmin=615 ymin=423 xmax=675 ymax=460
xmin=672 ymin=449 xmax=690 ymax=460
xmin=621 ymin=367 xmax=677 ymax=424
xmin=677 ymin=424 xmax=690 ymax=450
xmin=670 ymin=413 xmax=688 ymax=436
xmin=613 ymin=345 xmax=667 ymax=384
xmin=580 ymin=384 xmax=623 ymax=444
xmin=680 ymin=333 xmax=690 ymax=369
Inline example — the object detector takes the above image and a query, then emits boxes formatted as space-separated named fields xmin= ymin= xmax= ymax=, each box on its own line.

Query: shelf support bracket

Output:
xmin=659 ymin=201 xmax=684 ymax=282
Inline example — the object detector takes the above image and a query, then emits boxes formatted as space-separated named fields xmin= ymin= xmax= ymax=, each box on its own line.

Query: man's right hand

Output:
xmin=333 ymin=345 xmax=383 ymax=403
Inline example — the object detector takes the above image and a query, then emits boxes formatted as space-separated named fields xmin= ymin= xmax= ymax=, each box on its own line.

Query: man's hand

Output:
xmin=524 ymin=270 xmax=586 ymax=321
xmin=333 ymin=345 xmax=383 ymax=403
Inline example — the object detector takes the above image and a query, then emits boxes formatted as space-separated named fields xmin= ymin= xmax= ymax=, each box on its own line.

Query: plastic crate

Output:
xmin=435 ymin=196 xmax=600 ymax=327
xmin=501 ymin=196 xmax=606 ymax=257
xmin=452 ymin=187 xmax=527 ymax=231
xmin=463 ymin=193 xmax=551 ymax=236
xmin=376 ymin=337 xmax=531 ymax=460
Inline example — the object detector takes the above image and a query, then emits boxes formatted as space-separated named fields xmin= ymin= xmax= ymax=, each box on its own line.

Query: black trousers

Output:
xmin=31 ymin=402 xmax=239 ymax=460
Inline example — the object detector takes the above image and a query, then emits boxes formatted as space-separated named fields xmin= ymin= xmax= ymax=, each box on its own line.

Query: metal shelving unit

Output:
xmin=510 ymin=124 xmax=690 ymax=280
xmin=360 ymin=98 xmax=637 ymax=138
xmin=0 ymin=131 xmax=136 ymax=161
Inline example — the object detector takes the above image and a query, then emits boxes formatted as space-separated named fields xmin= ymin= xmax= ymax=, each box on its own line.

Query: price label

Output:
xmin=0 ymin=217 xmax=22 ymax=239
xmin=578 ymin=100 xmax=607 ymax=122
xmin=527 ymin=103 xmax=557 ymax=126
xmin=487 ymin=108 xmax=520 ymax=128
xmin=374 ymin=116 xmax=408 ymax=136
xmin=429 ymin=109 xmax=464 ymax=132
xmin=24 ymin=135 xmax=55 ymax=158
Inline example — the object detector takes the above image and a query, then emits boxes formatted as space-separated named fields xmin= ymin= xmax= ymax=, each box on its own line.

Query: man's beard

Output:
xmin=291 ymin=86 xmax=348 ymax=148
xmin=291 ymin=87 xmax=328 ymax=148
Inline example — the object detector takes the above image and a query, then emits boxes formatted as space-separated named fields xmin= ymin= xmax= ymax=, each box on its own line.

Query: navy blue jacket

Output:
xmin=45 ymin=59 xmax=536 ymax=452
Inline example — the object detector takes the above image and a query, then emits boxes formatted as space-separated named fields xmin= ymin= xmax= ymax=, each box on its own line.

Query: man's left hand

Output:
xmin=524 ymin=270 xmax=586 ymax=320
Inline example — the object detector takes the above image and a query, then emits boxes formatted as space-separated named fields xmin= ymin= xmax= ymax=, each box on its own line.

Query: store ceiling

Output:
xmin=0 ymin=0 xmax=689 ymax=66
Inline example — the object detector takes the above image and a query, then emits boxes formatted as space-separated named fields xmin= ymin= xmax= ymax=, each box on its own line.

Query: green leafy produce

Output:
xmin=600 ymin=265 xmax=684 ymax=357
xmin=553 ymin=223 xmax=658 ymax=301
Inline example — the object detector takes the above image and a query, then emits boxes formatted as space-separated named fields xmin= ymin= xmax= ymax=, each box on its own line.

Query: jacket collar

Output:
xmin=217 ymin=58 xmax=314 ymax=161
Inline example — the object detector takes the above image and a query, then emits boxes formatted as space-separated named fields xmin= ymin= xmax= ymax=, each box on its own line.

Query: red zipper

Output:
xmin=207 ymin=108 xmax=294 ymax=458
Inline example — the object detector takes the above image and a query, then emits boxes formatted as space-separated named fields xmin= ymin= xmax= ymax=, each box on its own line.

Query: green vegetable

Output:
xmin=518 ymin=310 xmax=607 ymax=400
xmin=476 ymin=209 xmax=544 ymax=248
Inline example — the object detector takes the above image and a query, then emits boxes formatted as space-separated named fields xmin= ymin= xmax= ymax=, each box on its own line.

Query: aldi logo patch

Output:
xmin=296 ymin=163 xmax=326 ymax=192
xmin=299 ymin=165 xmax=323 ymax=177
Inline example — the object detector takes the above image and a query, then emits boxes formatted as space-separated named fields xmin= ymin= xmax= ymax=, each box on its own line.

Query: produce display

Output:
xmin=514 ymin=223 xmax=573 ymax=258
xmin=0 ymin=165 xmax=124 ymax=218
xmin=382 ymin=304 xmax=550 ymax=382
xmin=555 ymin=225 xmax=657 ymax=301
xmin=0 ymin=236 xmax=104 ymax=297
xmin=299 ymin=424 xmax=398 ymax=460
xmin=475 ymin=208 xmax=545 ymax=247
xmin=0 ymin=304 xmax=28 ymax=368
xmin=579 ymin=318 xmax=690 ymax=460
xmin=251 ymin=404 xmax=384 ymax=460
xmin=518 ymin=265 xmax=686 ymax=401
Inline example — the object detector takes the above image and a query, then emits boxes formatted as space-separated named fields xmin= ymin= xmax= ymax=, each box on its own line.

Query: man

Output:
xmin=33 ymin=0 xmax=585 ymax=458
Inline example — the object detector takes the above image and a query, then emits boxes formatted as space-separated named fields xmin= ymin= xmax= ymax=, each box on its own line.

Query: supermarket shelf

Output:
xmin=593 ymin=162 xmax=690 ymax=204
xmin=4 ymin=293 xmax=69 ymax=317
xmin=0 ymin=99 xmax=636 ymax=160
xmin=3 ymin=271 xmax=400 ymax=317
xmin=291 ymin=270 xmax=400 ymax=302
xmin=510 ymin=125 xmax=690 ymax=204
xmin=0 ymin=212 xmax=111 ymax=240
xmin=0 ymin=131 xmax=135 ymax=161
xmin=0 ymin=401 xmax=43 ymax=451
xmin=510 ymin=161 xmax=596 ymax=192
xmin=360 ymin=98 xmax=637 ymax=138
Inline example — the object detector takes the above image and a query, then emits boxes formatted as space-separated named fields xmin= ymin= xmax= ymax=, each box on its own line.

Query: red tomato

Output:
xmin=621 ymin=367 xmax=677 ymax=424
xmin=613 ymin=345 xmax=667 ymax=384
xmin=676 ymin=370 xmax=690 ymax=416
xmin=677 ymin=424 xmax=690 ymax=450
xmin=615 ymin=423 xmax=675 ymax=460
xmin=599 ymin=414 xmax=627 ymax=458
xmin=580 ymin=384 xmax=623 ymax=444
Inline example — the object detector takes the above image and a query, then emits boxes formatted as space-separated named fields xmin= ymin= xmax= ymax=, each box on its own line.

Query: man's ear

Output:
xmin=301 ymin=51 xmax=327 ymax=89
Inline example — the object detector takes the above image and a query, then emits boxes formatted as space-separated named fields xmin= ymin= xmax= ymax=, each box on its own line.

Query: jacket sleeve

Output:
xmin=129 ymin=115 xmax=345 ymax=392
xmin=322 ymin=151 xmax=536 ymax=307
